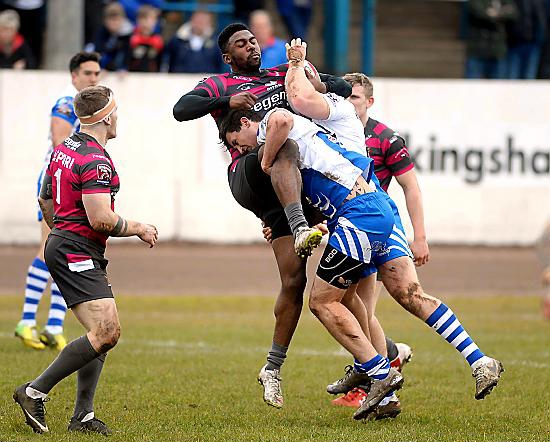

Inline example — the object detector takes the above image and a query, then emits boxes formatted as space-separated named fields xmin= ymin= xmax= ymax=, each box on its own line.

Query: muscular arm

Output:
xmin=38 ymin=174 xmax=54 ymax=228
xmin=286 ymin=65 xmax=330 ymax=120
xmin=50 ymin=116 xmax=73 ymax=147
xmin=82 ymin=193 xmax=158 ymax=247
xmin=395 ymin=169 xmax=430 ymax=266
xmin=173 ymin=89 xmax=231 ymax=122
xmin=261 ymin=110 xmax=295 ymax=173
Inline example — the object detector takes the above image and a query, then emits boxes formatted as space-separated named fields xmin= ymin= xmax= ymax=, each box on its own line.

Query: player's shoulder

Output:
xmin=265 ymin=64 xmax=288 ymax=76
xmin=366 ymin=117 xmax=399 ymax=140
xmin=51 ymin=85 xmax=77 ymax=119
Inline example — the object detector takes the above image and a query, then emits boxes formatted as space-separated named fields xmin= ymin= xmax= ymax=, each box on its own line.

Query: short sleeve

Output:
xmin=80 ymin=157 xmax=113 ymax=194
xmin=51 ymin=96 xmax=78 ymax=125
xmin=320 ymin=93 xmax=354 ymax=122
xmin=384 ymin=135 xmax=414 ymax=176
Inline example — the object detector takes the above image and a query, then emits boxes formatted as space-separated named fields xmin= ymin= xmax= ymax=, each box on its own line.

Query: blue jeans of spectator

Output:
xmin=506 ymin=43 xmax=543 ymax=79
xmin=465 ymin=57 xmax=507 ymax=79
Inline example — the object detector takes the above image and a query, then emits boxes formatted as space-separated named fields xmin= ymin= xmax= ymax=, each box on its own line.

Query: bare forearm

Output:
xmin=286 ymin=65 xmax=316 ymax=107
xmin=403 ymin=187 xmax=426 ymax=240
xmin=264 ymin=124 xmax=291 ymax=169
xmin=38 ymin=198 xmax=54 ymax=229
xmin=91 ymin=211 xmax=143 ymax=237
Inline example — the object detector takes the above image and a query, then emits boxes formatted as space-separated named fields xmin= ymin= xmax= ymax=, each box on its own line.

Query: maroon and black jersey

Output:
xmin=45 ymin=132 xmax=120 ymax=248
xmin=364 ymin=117 xmax=414 ymax=192
xmin=193 ymin=64 xmax=291 ymax=161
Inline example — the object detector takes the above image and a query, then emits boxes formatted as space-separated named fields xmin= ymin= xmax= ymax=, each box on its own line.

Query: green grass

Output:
xmin=1 ymin=293 xmax=549 ymax=442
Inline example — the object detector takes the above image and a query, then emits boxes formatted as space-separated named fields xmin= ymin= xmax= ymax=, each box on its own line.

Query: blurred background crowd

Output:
xmin=0 ymin=0 xmax=549 ymax=78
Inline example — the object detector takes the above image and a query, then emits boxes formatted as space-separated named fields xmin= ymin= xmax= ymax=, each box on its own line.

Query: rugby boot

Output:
xmin=294 ymin=226 xmax=323 ymax=258
xmin=389 ymin=342 xmax=413 ymax=372
xmin=473 ymin=357 xmax=504 ymax=400
xmin=39 ymin=329 xmax=67 ymax=351
xmin=14 ymin=322 xmax=45 ymax=350
xmin=257 ymin=365 xmax=284 ymax=408
xmin=331 ymin=387 xmax=368 ymax=408
xmin=68 ymin=411 xmax=112 ymax=436
xmin=327 ymin=365 xmax=372 ymax=395
xmin=353 ymin=368 xmax=404 ymax=420
xmin=13 ymin=383 xmax=49 ymax=434
xmin=369 ymin=395 xmax=402 ymax=421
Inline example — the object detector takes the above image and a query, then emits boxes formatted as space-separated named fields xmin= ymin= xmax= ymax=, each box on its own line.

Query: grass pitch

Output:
xmin=0 ymin=293 xmax=549 ymax=442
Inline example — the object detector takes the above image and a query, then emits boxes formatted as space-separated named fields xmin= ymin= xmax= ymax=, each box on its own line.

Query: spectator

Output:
xmin=0 ymin=0 xmax=45 ymax=66
xmin=249 ymin=9 xmax=287 ymax=68
xmin=505 ymin=0 xmax=547 ymax=79
xmin=465 ymin=0 xmax=518 ymax=79
xmin=164 ymin=10 xmax=223 ymax=73
xmin=128 ymin=5 xmax=163 ymax=72
xmin=276 ymin=0 xmax=312 ymax=40
xmin=0 ymin=9 xmax=35 ymax=69
xmin=117 ymin=0 xmax=162 ymax=24
xmin=92 ymin=2 xmax=133 ymax=71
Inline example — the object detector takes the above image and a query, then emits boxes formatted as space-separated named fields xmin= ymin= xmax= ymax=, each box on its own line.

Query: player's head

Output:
xmin=343 ymin=72 xmax=374 ymax=118
xmin=70 ymin=52 xmax=101 ymax=91
xmin=74 ymin=85 xmax=118 ymax=140
xmin=219 ymin=109 xmax=263 ymax=154
xmin=217 ymin=23 xmax=261 ymax=72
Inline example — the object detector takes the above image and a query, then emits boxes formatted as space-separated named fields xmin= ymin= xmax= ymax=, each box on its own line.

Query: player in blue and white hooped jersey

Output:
xmin=283 ymin=38 xmax=504 ymax=412
xmin=221 ymin=104 xmax=405 ymax=420
xmin=14 ymin=52 xmax=101 ymax=351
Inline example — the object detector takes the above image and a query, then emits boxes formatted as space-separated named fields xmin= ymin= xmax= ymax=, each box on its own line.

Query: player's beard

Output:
xmin=234 ymin=53 xmax=261 ymax=73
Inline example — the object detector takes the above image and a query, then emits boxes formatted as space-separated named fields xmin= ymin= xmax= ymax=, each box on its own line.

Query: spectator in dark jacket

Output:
xmin=128 ymin=4 xmax=163 ymax=72
xmin=0 ymin=9 xmax=35 ymax=69
xmin=465 ymin=0 xmax=518 ymax=79
xmin=505 ymin=0 xmax=547 ymax=78
xmin=249 ymin=9 xmax=287 ymax=68
xmin=92 ymin=2 xmax=133 ymax=71
xmin=164 ymin=10 xmax=223 ymax=73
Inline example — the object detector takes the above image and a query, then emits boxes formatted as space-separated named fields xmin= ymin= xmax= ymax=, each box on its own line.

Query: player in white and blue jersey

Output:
xmin=283 ymin=38 xmax=504 ymax=413
xmin=14 ymin=52 xmax=101 ymax=351
xmin=221 ymin=104 xmax=405 ymax=420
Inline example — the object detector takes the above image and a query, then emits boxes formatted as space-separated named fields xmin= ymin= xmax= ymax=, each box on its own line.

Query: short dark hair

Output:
xmin=219 ymin=109 xmax=262 ymax=147
xmin=74 ymin=85 xmax=112 ymax=119
xmin=217 ymin=23 xmax=249 ymax=53
xmin=69 ymin=51 xmax=100 ymax=73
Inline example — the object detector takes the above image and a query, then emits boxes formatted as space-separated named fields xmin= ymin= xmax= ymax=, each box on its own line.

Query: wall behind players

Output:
xmin=0 ymin=71 xmax=549 ymax=245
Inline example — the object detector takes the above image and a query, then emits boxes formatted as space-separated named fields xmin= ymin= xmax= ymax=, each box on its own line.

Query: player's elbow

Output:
xmin=290 ymin=94 xmax=315 ymax=115
xmin=270 ymin=112 xmax=293 ymax=131
xmin=172 ymin=102 xmax=185 ymax=122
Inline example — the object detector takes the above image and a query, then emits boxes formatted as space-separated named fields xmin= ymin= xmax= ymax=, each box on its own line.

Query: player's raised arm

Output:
xmin=82 ymin=193 xmax=158 ymax=247
xmin=285 ymin=39 xmax=330 ymax=120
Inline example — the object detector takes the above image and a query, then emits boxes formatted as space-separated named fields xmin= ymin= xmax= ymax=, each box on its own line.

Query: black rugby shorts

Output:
xmin=44 ymin=234 xmax=114 ymax=308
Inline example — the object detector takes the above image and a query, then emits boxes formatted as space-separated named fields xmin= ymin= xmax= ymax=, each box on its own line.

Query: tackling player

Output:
xmin=282 ymin=39 xmax=504 ymax=409
xmin=13 ymin=86 xmax=158 ymax=435
xmin=14 ymin=52 xmax=101 ymax=351
xmin=173 ymin=23 xmax=352 ymax=409
xmin=331 ymin=73 xmax=428 ymax=410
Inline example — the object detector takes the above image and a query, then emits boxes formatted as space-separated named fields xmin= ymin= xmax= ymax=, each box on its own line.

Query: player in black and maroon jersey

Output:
xmin=173 ymin=23 xmax=351 ymax=409
xmin=13 ymin=86 xmax=158 ymax=436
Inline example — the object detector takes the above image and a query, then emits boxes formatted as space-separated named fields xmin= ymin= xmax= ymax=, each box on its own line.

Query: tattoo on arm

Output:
xmin=111 ymin=216 xmax=128 ymax=237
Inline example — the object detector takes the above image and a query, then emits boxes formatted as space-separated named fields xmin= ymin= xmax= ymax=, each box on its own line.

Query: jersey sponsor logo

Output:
xmin=236 ymin=82 xmax=254 ymax=91
xmin=64 ymin=137 xmax=81 ymax=150
xmin=252 ymin=90 xmax=287 ymax=112
xmin=233 ymin=75 xmax=253 ymax=81
xmin=96 ymin=163 xmax=112 ymax=185
xmin=265 ymin=80 xmax=281 ymax=92
xmin=51 ymin=150 xmax=75 ymax=169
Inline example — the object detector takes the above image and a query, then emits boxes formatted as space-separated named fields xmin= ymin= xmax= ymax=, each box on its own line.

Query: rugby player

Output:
xmin=331 ymin=73 xmax=428 ymax=410
xmin=13 ymin=86 xmax=158 ymax=435
xmin=282 ymin=39 xmax=504 ymax=408
xmin=221 ymin=101 xmax=405 ymax=420
xmin=14 ymin=52 xmax=101 ymax=351
xmin=173 ymin=23 xmax=352 ymax=408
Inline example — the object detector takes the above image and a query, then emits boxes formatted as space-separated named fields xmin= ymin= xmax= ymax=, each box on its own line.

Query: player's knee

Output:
xmin=281 ymin=271 xmax=307 ymax=298
xmin=390 ymin=282 xmax=424 ymax=316
xmin=95 ymin=321 xmax=121 ymax=353
xmin=308 ymin=296 xmax=326 ymax=318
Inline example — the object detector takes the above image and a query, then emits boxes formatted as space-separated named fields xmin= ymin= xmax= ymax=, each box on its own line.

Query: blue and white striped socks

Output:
xmin=354 ymin=354 xmax=390 ymax=380
xmin=426 ymin=303 xmax=489 ymax=369
xmin=20 ymin=258 xmax=50 ymax=327
xmin=45 ymin=282 xmax=67 ymax=335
